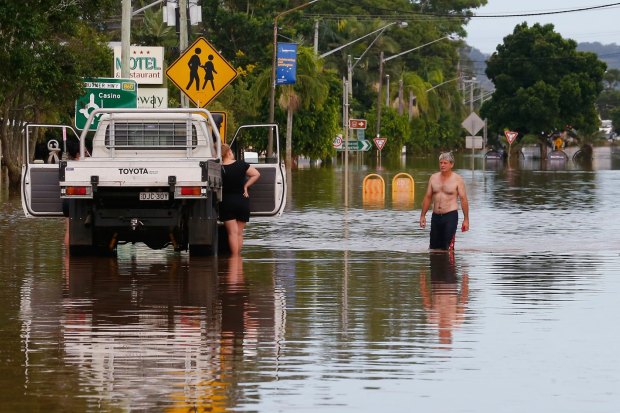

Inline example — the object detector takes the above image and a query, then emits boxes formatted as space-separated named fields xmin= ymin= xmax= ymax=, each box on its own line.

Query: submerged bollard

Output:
xmin=391 ymin=172 xmax=415 ymax=210
xmin=362 ymin=173 xmax=385 ymax=209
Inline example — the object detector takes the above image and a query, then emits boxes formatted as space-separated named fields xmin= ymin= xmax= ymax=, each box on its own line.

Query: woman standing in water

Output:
xmin=220 ymin=144 xmax=260 ymax=256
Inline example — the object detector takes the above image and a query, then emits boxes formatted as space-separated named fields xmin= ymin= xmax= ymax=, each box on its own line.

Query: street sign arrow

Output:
xmin=349 ymin=119 xmax=367 ymax=129
xmin=336 ymin=139 xmax=372 ymax=151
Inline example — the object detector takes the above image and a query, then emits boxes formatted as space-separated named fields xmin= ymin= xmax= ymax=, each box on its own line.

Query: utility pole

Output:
xmin=179 ymin=0 xmax=189 ymax=108
xmin=469 ymin=79 xmax=474 ymax=113
xmin=314 ymin=20 xmax=319 ymax=54
xmin=121 ymin=0 xmax=132 ymax=79
xmin=375 ymin=51 xmax=384 ymax=139
xmin=343 ymin=78 xmax=349 ymax=207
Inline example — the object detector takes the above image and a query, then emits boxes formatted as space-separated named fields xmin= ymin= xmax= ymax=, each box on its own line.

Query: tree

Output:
xmin=253 ymin=46 xmax=331 ymax=164
xmin=481 ymin=23 xmax=606 ymax=151
xmin=0 ymin=0 xmax=115 ymax=187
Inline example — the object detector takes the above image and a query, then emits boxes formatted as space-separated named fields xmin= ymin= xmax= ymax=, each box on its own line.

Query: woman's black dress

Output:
xmin=220 ymin=160 xmax=251 ymax=222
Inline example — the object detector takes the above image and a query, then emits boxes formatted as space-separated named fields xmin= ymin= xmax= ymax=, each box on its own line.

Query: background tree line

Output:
xmin=1 ymin=0 xmax=488 ymax=188
xmin=3 ymin=0 xmax=610 ymax=189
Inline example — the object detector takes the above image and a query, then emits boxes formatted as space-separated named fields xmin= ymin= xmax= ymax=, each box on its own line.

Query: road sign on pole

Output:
xmin=166 ymin=37 xmax=238 ymax=107
xmin=333 ymin=134 xmax=343 ymax=148
xmin=373 ymin=137 xmax=387 ymax=151
xmin=74 ymin=77 xmax=137 ymax=131
xmin=465 ymin=136 xmax=483 ymax=149
xmin=349 ymin=119 xmax=367 ymax=129
xmin=462 ymin=112 xmax=485 ymax=135
xmin=504 ymin=130 xmax=518 ymax=144
xmin=336 ymin=139 xmax=371 ymax=151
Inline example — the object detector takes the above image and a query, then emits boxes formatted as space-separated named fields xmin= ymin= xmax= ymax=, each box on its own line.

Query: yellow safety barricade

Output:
xmin=362 ymin=173 xmax=385 ymax=209
xmin=391 ymin=172 xmax=414 ymax=210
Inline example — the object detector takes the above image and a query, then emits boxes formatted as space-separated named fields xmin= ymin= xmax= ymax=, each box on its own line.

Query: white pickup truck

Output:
xmin=21 ymin=108 xmax=286 ymax=256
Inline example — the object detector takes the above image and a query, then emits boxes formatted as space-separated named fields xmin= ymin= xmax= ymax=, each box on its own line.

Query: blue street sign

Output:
xmin=276 ymin=43 xmax=298 ymax=85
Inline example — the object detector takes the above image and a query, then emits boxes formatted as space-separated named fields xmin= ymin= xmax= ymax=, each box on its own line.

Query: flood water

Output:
xmin=2 ymin=148 xmax=620 ymax=412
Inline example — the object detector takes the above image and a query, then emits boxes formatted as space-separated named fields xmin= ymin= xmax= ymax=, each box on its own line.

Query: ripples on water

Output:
xmin=2 ymin=157 xmax=620 ymax=412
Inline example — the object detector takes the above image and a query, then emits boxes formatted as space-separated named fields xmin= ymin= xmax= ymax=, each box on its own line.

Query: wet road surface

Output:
xmin=1 ymin=151 xmax=620 ymax=412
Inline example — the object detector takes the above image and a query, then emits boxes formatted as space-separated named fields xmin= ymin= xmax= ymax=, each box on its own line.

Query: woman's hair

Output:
xmin=439 ymin=151 xmax=454 ymax=163
xmin=221 ymin=143 xmax=231 ymax=157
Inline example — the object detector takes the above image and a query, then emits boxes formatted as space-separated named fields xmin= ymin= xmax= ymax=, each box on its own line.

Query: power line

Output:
xmin=307 ymin=2 xmax=620 ymax=21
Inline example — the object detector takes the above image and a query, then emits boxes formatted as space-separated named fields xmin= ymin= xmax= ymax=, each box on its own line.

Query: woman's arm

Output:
xmin=243 ymin=166 xmax=260 ymax=197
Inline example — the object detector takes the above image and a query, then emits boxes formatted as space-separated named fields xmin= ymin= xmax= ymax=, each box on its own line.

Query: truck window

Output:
xmin=104 ymin=122 xmax=198 ymax=149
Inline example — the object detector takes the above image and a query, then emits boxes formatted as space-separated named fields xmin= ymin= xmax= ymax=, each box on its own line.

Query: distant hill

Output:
xmin=464 ymin=42 xmax=620 ymax=92
xmin=577 ymin=42 xmax=620 ymax=70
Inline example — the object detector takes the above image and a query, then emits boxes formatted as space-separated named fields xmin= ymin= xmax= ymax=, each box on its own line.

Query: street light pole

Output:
xmin=318 ymin=22 xmax=406 ymax=207
xmin=376 ymin=35 xmax=453 ymax=138
xmin=385 ymin=74 xmax=390 ymax=107
xmin=268 ymin=0 xmax=320 ymax=158
xmin=375 ymin=51 xmax=384 ymax=139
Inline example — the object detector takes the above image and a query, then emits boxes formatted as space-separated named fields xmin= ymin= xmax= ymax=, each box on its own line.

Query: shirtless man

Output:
xmin=419 ymin=152 xmax=469 ymax=250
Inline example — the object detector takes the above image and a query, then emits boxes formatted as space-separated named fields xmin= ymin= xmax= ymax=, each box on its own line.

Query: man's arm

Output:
xmin=457 ymin=176 xmax=469 ymax=232
xmin=420 ymin=177 xmax=434 ymax=228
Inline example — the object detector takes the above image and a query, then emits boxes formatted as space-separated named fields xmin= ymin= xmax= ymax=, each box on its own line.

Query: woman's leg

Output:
xmin=224 ymin=220 xmax=240 ymax=256
xmin=236 ymin=220 xmax=247 ymax=253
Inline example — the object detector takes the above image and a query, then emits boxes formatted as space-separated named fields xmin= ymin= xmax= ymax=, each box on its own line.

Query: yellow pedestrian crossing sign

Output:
xmin=167 ymin=37 xmax=238 ymax=107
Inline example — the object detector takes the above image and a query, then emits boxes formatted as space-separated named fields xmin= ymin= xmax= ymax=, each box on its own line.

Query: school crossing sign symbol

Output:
xmin=167 ymin=37 xmax=238 ymax=107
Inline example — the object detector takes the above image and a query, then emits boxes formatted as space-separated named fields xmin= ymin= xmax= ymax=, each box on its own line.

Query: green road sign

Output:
xmin=336 ymin=139 xmax=372 ymax=152
xmin=75 ymin=77 xmax=138 ymax=130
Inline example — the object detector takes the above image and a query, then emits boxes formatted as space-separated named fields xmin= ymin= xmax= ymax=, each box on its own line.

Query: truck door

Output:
xmin=229 ymin=124 xmax=287 ymax=216
xmin=21 ymin=125 xmax=80 ymax=217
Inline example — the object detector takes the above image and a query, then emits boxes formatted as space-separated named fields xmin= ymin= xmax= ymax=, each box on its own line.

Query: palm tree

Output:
xmin=255 ymin=46 xmax=329 ymax=166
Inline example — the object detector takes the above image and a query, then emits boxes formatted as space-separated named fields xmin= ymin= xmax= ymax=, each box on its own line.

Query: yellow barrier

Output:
xmin=391 ymin=172 xmax=415 ymax=210
xmin=362 ymin=173 xmax=385 ymax=209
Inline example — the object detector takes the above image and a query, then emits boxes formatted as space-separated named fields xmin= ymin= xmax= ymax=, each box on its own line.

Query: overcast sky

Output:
xmin=465 ymin=1 xmax=620 ymax=54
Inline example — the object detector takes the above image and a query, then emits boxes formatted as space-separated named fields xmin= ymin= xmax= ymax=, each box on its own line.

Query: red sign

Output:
xmin=349 ymin=119 xmax=367 ymax=129
xmin=504 ymin=130 xmax=518 ymax=144
xmin=332 ymin=134 xmax=343 ymax=148
xmin=373 ymin=137 xmax=387 ymax=151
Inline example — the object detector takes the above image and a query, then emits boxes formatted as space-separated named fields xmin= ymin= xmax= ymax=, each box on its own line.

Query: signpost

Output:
xmin=461 ymin=112 xmax=485 ymax=170
xmin=349 ymin=119 xmax=367 ymax=129
xmin=137 ymin=87 xmax=168 ymax=109
xmin=373 ymin=137 xmax=387 ymax=151
xmin=113 ymin=46 xmax=164 ymax=84
xmin=504 ymin=130 xmax=518 ymax=161
xmin=333 ymin=134 xmax=343 ymax=149
xmin=465 ymin=136 xmax=483 ymax=149
xmin=505 ymin=130 xmax=518 ymax=144
xmin=74 ymin=77 xmax=137 ymax=131
xmin=210 ymin=111 xmax=227 ymax=142
xmin=335 ymin=139 xmax=372 ymax=151
xmin=461 ymin=112 xmax=485 ymax=136
xmin=166 ymin=37 xmax=238 ymax=107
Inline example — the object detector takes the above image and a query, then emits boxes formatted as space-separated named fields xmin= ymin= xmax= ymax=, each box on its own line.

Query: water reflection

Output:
xmin=420 ymin=252 xmax=469 ymax=347
xmin=7 ymin=152 xmax=620 ymax=412
xmin=20 ymin=253 xmax=281 ymax=411
xmin=489 ymin=253 xmax=601 ymax=305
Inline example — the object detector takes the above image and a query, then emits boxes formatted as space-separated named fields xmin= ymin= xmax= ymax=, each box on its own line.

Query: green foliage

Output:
xmin=0 ymin=0 xmax=115 ymax=186
xmin=0 ymin=0 xmax=491 ymax=187
xmin=610 ymin=108 xmax=620 ymax=133
xmin=597 ymin=89 xmax=620 ymax=120
xmin=292 ymin=78 xmax=341 ymax=160
xmin=482 ymin=23 xmax=606 ymax=137
xmin=372 ymin=108 xmax=410 ymax=155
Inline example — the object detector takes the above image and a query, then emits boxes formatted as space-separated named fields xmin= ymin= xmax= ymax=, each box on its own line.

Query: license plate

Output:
xmin=139 ymin=192 xmax=169 ymax=201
